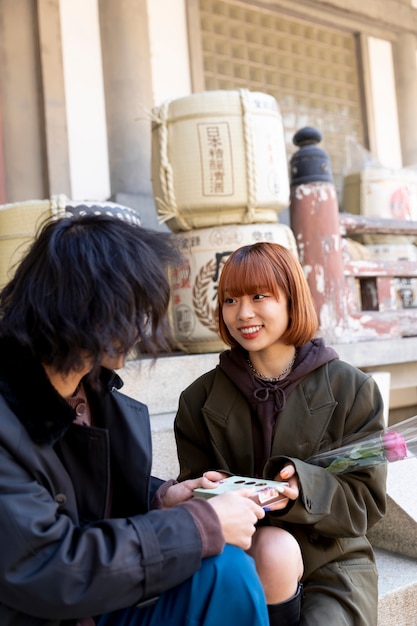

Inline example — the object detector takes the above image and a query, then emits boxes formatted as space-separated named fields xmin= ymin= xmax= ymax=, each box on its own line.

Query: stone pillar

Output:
xmin=98 ymin=0 xmax=161 ymax=228
xmin=393 ymin=32 xmax=417 ymax=166
xmin=0 ymin=0 xmax=46 ymax=200
xmin=0 ymin=88 xmax=6 ymax=203
xmin=37 ymin=0 xmax=71 ymax=197
xmin=289 ymin=127 xmax=349 ymax=344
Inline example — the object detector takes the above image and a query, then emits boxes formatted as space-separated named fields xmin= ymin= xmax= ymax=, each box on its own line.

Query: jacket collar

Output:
xmin=0 ymin=336 xmax=123 ymax=445
xmin=204 ymin=361 xmax=339 ymax=464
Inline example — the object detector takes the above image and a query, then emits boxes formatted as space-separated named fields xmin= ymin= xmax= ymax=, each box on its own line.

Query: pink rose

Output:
xmin=382 ymin=431 xmax=408 ymax=462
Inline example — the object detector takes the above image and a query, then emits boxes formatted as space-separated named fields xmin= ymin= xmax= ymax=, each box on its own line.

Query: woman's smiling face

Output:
xmin=222 ymin=288 xmax=290 ymax=352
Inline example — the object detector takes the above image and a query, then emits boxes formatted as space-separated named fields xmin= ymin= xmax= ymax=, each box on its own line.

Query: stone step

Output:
xmin=150 ymin=413 xmax=179 ymax=480
xmin=376 ymin=549 xmax=417 ymax=626
xmin=368 ymin=457 xmax=417 ymax=560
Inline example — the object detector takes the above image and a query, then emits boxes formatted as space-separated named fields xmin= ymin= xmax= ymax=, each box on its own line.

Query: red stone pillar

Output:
xmin=289 ymin=127 xmax=348 ymax=343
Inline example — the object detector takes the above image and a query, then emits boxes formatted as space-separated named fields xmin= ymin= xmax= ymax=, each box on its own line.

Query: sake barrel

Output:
xmin=168 ymin=222 xmax=298 ymax=353
xmin=0 ymin=197 xmax=141 ymax=289
xmin=342 ymin=167 xmax=417 ymax=243
xmin=0 ymin=195 xmax=69 ymax=288
xmin=152 ymin=89 xmax=290 ymax=232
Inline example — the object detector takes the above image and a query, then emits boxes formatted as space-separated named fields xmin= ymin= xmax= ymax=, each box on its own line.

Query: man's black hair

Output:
xmin=0 ymin=212 xmax=181 ymax=375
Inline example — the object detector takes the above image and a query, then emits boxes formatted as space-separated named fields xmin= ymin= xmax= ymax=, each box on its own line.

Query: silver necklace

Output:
xmin=246 ymin=351 xmax=297 ymax=383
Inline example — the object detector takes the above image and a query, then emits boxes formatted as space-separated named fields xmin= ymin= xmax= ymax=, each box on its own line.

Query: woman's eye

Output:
xmin=224 ymin=297 xmax=235 ymax=304
xmin=253 ymin=294 xmax=267 ymax=300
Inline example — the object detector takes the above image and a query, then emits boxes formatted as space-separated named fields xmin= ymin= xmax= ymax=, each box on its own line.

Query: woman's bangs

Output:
xmin=220 ymin=254 xmax=276 ymax=300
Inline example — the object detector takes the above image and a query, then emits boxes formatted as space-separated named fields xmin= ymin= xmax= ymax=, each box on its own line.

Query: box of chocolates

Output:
xmin=193 ymin=475 xmax=289 ymax=508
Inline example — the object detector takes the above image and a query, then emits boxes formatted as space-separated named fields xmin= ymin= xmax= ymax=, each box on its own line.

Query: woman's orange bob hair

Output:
xmin=217 ymin=242 xmax=318 ymax=348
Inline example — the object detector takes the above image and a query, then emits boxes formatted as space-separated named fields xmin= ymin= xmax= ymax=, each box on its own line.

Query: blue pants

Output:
xmin=97 ymin=545 xmax=268 ymax=626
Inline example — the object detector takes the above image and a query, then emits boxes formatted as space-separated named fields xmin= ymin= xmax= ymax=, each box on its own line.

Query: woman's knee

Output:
xmin=248 ymin=526 xmax=303 ymax=603
xmin=251 ymin=527 xmax=303 ymax=576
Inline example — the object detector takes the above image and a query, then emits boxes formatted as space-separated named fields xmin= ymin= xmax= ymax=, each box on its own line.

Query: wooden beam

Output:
xmin=36 ymin=0 xmax=71 ymax=196
xmin=0 ymin=82 xmax=6 ymax=203
xmin=339 ymin=212 xmax=417 ymax=236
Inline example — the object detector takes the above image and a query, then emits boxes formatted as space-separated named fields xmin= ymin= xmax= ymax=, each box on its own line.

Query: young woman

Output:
xmin=175 ymin=242 xmax=387 ymax=626
xmin=0 ymin=206 xmax=269 ymax=626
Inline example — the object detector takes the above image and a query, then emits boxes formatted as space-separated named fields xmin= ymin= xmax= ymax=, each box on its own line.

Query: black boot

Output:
xmin=267 ymin=582 xmax=302 ymax=626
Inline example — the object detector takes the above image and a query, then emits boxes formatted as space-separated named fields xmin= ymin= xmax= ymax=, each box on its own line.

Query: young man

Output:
xmin=0 ymin=204 xmax=268 ymax=626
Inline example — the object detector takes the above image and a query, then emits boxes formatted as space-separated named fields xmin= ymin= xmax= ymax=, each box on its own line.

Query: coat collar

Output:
xmin=203 ymin=363 xmax=338 ymax=467
xmin=0 ymin=336 xmax=123 ymax=445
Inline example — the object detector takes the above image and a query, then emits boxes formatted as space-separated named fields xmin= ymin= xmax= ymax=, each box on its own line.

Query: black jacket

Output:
xmin=0 ymin=337 xmax=211 ymax=625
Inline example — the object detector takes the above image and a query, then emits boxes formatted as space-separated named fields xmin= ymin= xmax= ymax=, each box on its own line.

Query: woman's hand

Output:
xmin=266 ymin=463 xmax=300 ymax=512
xmin=161 ymin=471 xmax=227 ymax=508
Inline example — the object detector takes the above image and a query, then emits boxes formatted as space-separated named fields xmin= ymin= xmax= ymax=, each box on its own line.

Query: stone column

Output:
xmin=0 ymin=88 xmax=6 ymax=203
xmin=393 ymin=32 xmax=417 ymax=166
xmin=98 ymin=0 xmax=161 ymax=228
xmin=37 ymin=0 xmax=71 ymax=197
xmin=0 ymin=1 xmax=46 ymax=200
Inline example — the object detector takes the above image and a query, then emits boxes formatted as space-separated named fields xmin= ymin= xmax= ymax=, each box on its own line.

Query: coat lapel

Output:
xmin=200 ymin=366 xmax=338 ymax=474
xmin=271 ymin=366 xmax=338 ymax=459
xmin=201 ymin=370 xmax=256 ymax=474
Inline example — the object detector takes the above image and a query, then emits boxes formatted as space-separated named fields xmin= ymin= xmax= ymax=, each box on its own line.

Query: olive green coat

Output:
xmin=175 ymin=358 xmax=387 ymax=624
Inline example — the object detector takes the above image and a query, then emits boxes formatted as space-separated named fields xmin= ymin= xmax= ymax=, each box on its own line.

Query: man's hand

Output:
xmin=161 ymin=471 xmax=227 ymax=508
xmin=208 ymin=489 xmax=265 ymax=550
xmin=161 ymin=471 xmax=264 ymax=550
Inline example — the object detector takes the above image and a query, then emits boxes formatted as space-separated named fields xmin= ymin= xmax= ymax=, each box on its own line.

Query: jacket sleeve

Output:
xmin=0 ymin=444 xmax=205 ymax=621
xmin=264 ymin=374 xmax=387 ymax=538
